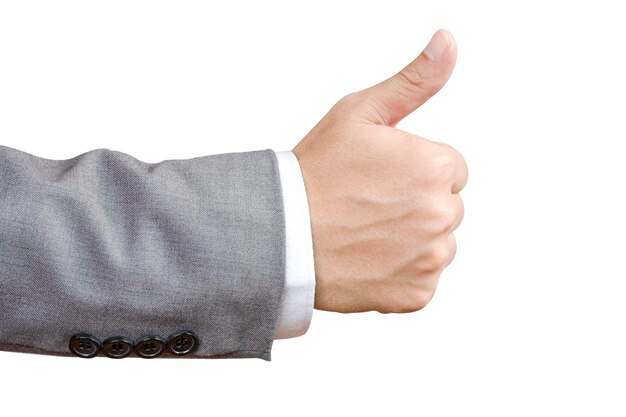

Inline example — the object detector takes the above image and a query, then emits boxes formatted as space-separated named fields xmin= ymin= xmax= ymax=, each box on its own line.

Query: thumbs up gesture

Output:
xmin=293 ymin=29 xmax=468 ymax=314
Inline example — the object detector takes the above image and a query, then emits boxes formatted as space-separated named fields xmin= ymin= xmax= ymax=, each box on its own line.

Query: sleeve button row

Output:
xmin=69 ymin=331 xmax=198 ymax=359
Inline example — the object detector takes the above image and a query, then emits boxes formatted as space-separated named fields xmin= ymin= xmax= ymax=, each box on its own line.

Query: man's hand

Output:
xmin=292 ymin=29 xmax=468 ymax=314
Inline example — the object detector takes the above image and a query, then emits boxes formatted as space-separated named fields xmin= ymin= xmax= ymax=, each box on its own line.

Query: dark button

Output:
xmin=134 ymin=335 xmax=166 ymax=359
xmin=69 ymin=334 xmax=102 ymax=358
xmin=167 ymin=330 xmax=198 ymax=356
xmin=102 ymin=336 xmax=134 ymax=359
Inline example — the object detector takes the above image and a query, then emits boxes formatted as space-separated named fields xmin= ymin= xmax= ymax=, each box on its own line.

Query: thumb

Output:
xmin=357 ymin=29 xmax=457 ymax=126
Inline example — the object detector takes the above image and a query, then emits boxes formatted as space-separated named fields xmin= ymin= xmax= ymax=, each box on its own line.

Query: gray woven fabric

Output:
xmin=0 ymin=145 xmax=286 ymax=360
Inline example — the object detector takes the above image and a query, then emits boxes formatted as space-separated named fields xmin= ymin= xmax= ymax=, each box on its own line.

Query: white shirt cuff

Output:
xmin=273 ymin=150 xmax=316 ymax=339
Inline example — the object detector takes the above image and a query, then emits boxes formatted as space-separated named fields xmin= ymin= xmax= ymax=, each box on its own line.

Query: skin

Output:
xmin=292 ymin=29 xmax=468 ymax=314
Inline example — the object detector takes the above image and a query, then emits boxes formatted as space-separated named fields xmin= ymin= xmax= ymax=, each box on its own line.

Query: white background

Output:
xmin=1 ymin=1 xmax=624 ymax=415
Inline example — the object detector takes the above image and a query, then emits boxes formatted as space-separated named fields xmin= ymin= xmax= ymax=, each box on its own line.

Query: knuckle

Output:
xmin=447 ymin=234 xmax=458 ymax=265
xmin=421 ymin=246 xmax=450 ymax=271
xmin=396 ymin=289 xmax=435 ymax=313
xmin=457 ymin=196 xmax=465 ymax=217
xmin=424 ymin=150 xmax=456 ymax=180
xmin=436 ymin=143 xmax=466 ymax=172
xmin=436 ymin=141 xmax=461 ymax=158
xmin=334 ymin=92 xmax=363 ymax=113
xmin=452 ymin=197 xmax=465 ymax=230
xmin=418 ymin=201 xmax=458 ymax=236
xmin=435 ymin=205 xmax=458 ymax=230
xmin=437 ymin=142 xmax=469 ymax=190
xmin=376 ymin=305 xmax=394 ymax=314
xmin=397 ymin=66 xmax=434 ymax=97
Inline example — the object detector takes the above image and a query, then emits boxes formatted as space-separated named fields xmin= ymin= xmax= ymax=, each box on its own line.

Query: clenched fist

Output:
xmin=293 ymin=29 xmax=468 ymax=314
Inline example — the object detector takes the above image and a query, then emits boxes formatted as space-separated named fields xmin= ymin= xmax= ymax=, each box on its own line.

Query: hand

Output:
xmin=292 ymin=29 xmax=468 ymax=314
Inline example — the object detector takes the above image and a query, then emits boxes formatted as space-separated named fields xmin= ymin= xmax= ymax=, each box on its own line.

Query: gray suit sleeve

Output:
xmin=0 ymin=145 xmax=286 ymax=360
